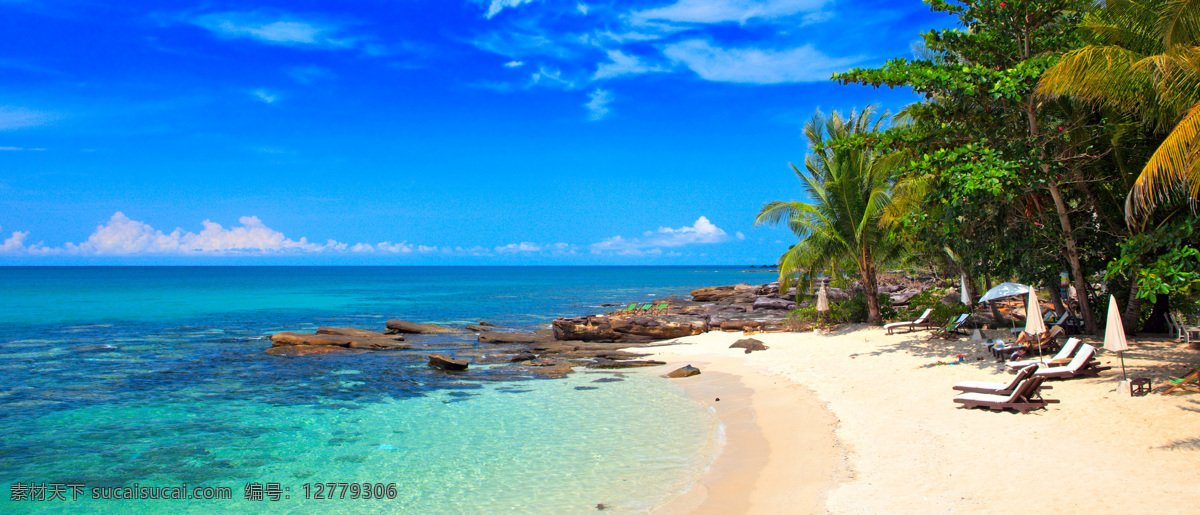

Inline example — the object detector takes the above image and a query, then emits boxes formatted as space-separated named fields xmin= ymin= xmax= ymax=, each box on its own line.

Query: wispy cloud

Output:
xmin=577 ymin=3 xmax=590 ymax=15
xmin=591 ymin=216 xmax=729 ymax=254
xmin=593 ymin=50 xmax=668 ymax=80
xmin=663 ymin=39 xmax=861 ymax=83
xmin=0 ymin=106 xmax=55 ymax=130
xmin=585 ymin=88 xmax=612 ymax=120
xmin=503 ymin=60 xmax=524 ymax=68
xmin=483 ymin=0 xmax=540 ymax=19
xmin=0 ymin=146 xmax=46 ymax=151
xmin=189 ymin=11 xmax=356 ymax=49
xmin=632 ymin=0 xmax=828 ymax=24
xmin=251 ymin=89 xmax=279 ymax=104
xmin=288 ymin=64 xmax=334 ymax=83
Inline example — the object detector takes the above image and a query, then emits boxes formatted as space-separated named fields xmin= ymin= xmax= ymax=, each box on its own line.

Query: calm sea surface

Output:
xmin=0 ymin=266 xmax=760 ymax=513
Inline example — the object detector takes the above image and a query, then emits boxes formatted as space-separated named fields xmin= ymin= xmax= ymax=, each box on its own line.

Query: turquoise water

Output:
xmin=0 ymin=267 xmax=754 ymax=513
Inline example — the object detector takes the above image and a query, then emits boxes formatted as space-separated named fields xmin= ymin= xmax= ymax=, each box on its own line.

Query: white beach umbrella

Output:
xmin=960 ymin=272 xmax=971 ymax=306
xmin=816 ymin=284 xmax=829 ymax=312
xmin=1104 ymin=295 xmax=1129 ymax=383
xmin=1025 ymin=287 xmax=1047 ymax=361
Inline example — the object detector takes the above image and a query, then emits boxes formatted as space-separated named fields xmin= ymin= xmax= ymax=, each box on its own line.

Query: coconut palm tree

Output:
xmin=1037 ymin=0 xmax=1200 ymax=217
xmin=755 ymin=106 xmax=900 ymax=324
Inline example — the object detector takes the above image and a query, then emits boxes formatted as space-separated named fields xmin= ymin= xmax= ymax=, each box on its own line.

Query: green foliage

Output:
xmin=788 ymin=292 xmax=898 ymax=329
xmin=901 ymin=287 xmax=971 ymax=325
xmin=1107 ymin=213 xmax=1200 ymax=305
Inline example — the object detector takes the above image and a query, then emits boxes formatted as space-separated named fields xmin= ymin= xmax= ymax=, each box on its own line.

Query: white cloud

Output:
xmin=593 ymin=50 xmax=667 ymax=80
xmin=633 ymin=0 xmax=827 ymax=24
xmin=585 ymin=88 xmax=612 ymax=120
xmin=0 ymin=106 xmax=54 ymax=130
xmin=577 ymin=3 xmax=590 ymax=14
xmin=663 ymin=39 xmax=861 ymax=83
xmin=504 ymin=60 xmax=524 ymax=68
xmin=591 ymin=216 xmax=729 ymax=254
xmin=251 ymin=89 xmax=278 ymax=104
xmin=736 ymin=231 xmax=746 ymax=240
xmin=2 ymin=228 xmax=29 ymax=253
xmin=495 ymin=242 xmax=542 ymax=253
xmin=531 ymin=65 xmax=575 ymax=88
xmin=190 ymin=12 xmax=355 ymax=49
xmin=0 ymin=146 xmax=46 ymax=151
xmin=484 ymin=0 xmax=540 ymax=19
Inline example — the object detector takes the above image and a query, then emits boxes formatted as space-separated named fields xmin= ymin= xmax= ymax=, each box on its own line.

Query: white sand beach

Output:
xmin=646 ymin=326 xmax=1200 ymax=513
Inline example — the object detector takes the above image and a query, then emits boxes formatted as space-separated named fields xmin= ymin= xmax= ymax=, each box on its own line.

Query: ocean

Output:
xmin=0 ymin=266 xmax=759 ymax=513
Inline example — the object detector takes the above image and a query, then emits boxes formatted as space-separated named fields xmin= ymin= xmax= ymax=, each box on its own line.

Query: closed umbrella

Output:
xmin=816 ymin=284 xmax=829 ymax=329
xmin=1103 ymin=294 xmax=1129 ymax=383
xmin=960 ymin=272 xmax=971 ymax=306
xmin=1025 ymin=287 xmax=1047 ymax=362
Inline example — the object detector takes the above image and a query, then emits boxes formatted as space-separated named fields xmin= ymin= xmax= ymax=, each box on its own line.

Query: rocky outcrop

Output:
xmin=552 ymin=315 xmax=709 ymax=343
xmin=666 ymin=365 xmax=701 ymax=378
xmin=429 ymin=354 xmax=468 ymax=371
xmin=317 ymin=327 xmax=404 ymax=340
xmin=730 ymin=338 xmax=768 ymax=353
xmin=385 ymin=319 xmax=464 ymax=334
xmin=270 ymin=331 xmax=411 ymax=351
xmin=752 ymin=297 xmax=795 ymax=311
xmin=478 ymin=330 xmax=556 ymax=344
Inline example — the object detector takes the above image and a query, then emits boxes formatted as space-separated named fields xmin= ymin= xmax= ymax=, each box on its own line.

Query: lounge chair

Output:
xmin=1033 ymin=344 xmax=1111 ymax=380
xmin=990 ymin=326 xmax=1065 ymax=359
xmin=953 ymin=376 xmax=1058 ymax=413
xmin=613 ymin=302 xmax=638 ymax=315
xmin=1005 ymin=338 xmax=1081 ymax=369
xmin=1171 ymin=312 xmax=1200 ymax=343
xmin=884 ymin=308 xmax=934 ymax=334
xmin=931 ymin=313 xmax=970 ymax=339
xmin=953 ymin=364 xmax=1045 ymax=395
xmin=653 ymin=302 xmax=670 ymax=315
xmin=1162 ymin=367 xmax=1199 ymax=395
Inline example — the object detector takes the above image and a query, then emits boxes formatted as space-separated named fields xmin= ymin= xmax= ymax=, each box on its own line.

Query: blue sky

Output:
xmin=1 ymin=0 xmax=949 ymax=265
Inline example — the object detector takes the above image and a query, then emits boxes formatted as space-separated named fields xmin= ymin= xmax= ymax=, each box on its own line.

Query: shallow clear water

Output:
xmin=0 ymin=266 xmax=754 ymax=513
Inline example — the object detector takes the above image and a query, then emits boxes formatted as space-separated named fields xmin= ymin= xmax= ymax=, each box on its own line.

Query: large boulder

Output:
xmin=666 ymin=365 xmax=701 ymax=378
xmin=270 ymin=331 xmax=410 ymax=350
xmin=265 ymin=346 xmax=352 ymax=357
xmin=385 ymin=319 xmax=463 ymax=334
xmin=552 ymin=315 xmax=708 ymax=343
xmin=752 ymin=297 xmax=796 ymax=311
xmin=889 ymin=288 xmax=922 ymax=305
xmin=730 ymin=338 xmax=768 ymax=354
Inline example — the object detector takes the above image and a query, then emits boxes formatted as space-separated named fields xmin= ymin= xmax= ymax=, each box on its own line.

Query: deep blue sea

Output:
xmin=0 ymin=266 xmax=760 ymax=513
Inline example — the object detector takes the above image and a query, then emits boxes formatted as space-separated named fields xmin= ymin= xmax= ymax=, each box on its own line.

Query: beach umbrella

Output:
xmin=1025 ymin=287 xmax=1047 ymax=362
xmin=1104 ymin=295 xmax=1129 ymax=383
xmin=960 ymin=272 xmax=971 ymax=306
xmin=978 ymin=282 xmax=1032 ymax=304
xmin=816 ymin=284 xmax=829 ymax=312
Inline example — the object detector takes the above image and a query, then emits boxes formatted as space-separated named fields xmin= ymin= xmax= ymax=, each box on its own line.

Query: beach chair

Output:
xmin=634 ymin=303 xmax=653 ymax=314
xmin=651 ymin=302 xmax=670 ymax=315
xmin=1005 ymin=338 xmax=1081 ymax=370
xmin=1162 ymin=368 xmax=1200 ymax=395
xmin=953 ymin=376 xmax=1059 ymax=413
xmin=1172 ymin=312 xmax=1200 ymax=343
xmin=613 ymin=302 xmax=638 ymax=316
xmin=953 ymin=364 xmax=1047 ymax=395
xmin=1033 ymin=344 xmax=1111 ymax=380
xmin=931 ymin=313 xmax=970 ymax=339
xmin=990 ymin=326 xmax=1065 ymax=359
xmin=884 ymin=308 xmax=934 ymax=335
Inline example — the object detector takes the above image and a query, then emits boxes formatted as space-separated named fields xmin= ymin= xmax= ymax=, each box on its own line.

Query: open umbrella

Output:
xmin=978 ymin=282 xmax=1032 ymax=304
xmin=1104 ymin=294 xmax=1129 ymax=384
xmin=1025 ymin=287 xmax=1047 ymax=362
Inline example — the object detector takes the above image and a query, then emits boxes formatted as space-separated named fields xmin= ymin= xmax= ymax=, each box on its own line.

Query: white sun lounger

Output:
xmin=1005 ymin=338 xmax=1081 ymax=369
xmin=884 ymin=308 xmax=934 ymax=334
xmin=953 ymin=365 xmax=1043 ymax=395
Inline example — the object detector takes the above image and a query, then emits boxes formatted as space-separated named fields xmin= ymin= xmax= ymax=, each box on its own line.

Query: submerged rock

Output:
xmin=478 ymin=330 xmax=556 ymax=344
xmin=317 ymin=327 xmax=404 ymax=341
xmin=428 ymin=354 xmax=469 ymax=371
xmin=270 ymin=331 xmax=409 ymax=350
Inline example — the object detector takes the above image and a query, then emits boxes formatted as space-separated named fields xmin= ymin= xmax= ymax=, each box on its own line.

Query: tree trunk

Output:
xmin=1049 ymin=286 xmax=1066 ymax=318
xmin=859 ymin=254 xmax=881 ymax=325
xmin=1046 ymin=179 xmax=1099 ymax=334
xmin=1123 ymin=276 xmax=1141 ymax=335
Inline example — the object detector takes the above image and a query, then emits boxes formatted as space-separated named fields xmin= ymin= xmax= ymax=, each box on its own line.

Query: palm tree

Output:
xmin=1037 ymin=0 xmax=1200 ymax=217
xmin=755 ymin=106 xmax=899 ymax=324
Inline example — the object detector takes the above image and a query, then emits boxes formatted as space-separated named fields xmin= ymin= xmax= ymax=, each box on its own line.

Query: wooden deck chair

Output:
xmin=651 ymin=302 xmax=670 ymax=315
xmin=931 ymin=313 xmax=970 ymax=339
xmin=1162 ymin=368 xmax=1200 ymax=395
xmin=1006 ymin=338 xmax=1081 ymax=369
xmin=1173 ymin=312 xmax=1200 ymax=343
xmin=614 ymin=302 xmax=638 ymax=315
xmin=1033 ymin=344 xmax=1111 ymax=380
xmin=953 ymin=364 xmax=1048 ymax=395
xmin=953 ymin=376 xmax=1059 ymax=413
xmin=884 ymin=308 xmax=934 ymax=335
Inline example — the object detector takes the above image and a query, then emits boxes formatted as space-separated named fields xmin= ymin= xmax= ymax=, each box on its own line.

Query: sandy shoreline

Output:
xmin=640 ymin=326 xmax=1200 ymax=513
